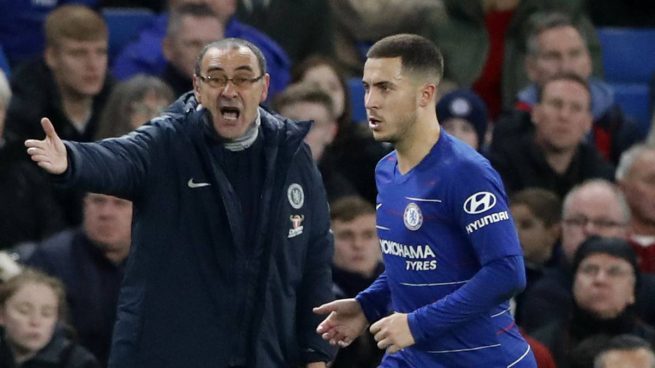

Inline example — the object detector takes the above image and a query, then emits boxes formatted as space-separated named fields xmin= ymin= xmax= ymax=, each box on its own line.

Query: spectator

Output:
xmin=0 ymin=0 xmax=97 ymax=67
xmin=112 ymin=0 xmax=290 ymax=97
xmin=4 ymin=4 xmax=112 ymax=145
xmin=26 ymin=193 xmax=132 ymax=367
xmin=329 ymin=0 xmax=446 ymax=78
xmin=616 ymin=144 xmax=655 ymax=273
xmin=436 ymin=88 xmax=489 ymax=151
xmin=531 ymin=237 xmax=655 ymax=368
xmin=492 ymin=12 xmax=641 ymax=164
xmin=25 ymin=38 xmax=336 ymax=367
xmin=519 ymin=179 xmax=655 ymax=332
xmin=328 ymin=196 xmax=384 ymax=368
xmin=428 ymin=0 xmax=600 ymax=119
xmin=94 ymin=74 xmax=174 ymax=140
xmin=594 ymin=334 xmax=655 ymax=368
xmin=509 ymin=188 xmax=561 ymax=325
xmin=236 ymin=0 xmax=333 ymax=64
xmin=160 ymin=3 xmax=223 ymax=97
xmin=490 ymin=72 xmax=614 ymax=198
xmin=272 ymin=82 xmax=357 ymax=202
xmin=0 ymin=269 xmax=99 ymax=368
xmin=0 ymin=70 xmax=66 ymax=249
xmin=3 ymin=5 xmax=112 ymax=227
xmin=291 ymin=55 xmax=391 ymax=204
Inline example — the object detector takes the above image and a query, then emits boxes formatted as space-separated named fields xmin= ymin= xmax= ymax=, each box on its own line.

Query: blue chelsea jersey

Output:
xmin=366 ymin=132 xmax=535 ymax=368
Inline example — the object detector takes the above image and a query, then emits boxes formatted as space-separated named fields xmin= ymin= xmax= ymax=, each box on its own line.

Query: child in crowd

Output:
xmin=0 ymin=269 xmax=98 ymax=368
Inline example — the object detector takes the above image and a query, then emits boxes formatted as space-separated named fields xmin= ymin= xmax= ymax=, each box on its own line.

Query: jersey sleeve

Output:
xmin=407 ymin=157 xmax=526 ymax=344
xmin=450 ymin=158 xmax=523 ymax=263
xmin=355 ymin=271 xmax=391 ymax=323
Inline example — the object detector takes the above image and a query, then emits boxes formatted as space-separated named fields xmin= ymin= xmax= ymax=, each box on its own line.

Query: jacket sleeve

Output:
xmin=296 ymin=148 xmax=338 ymax=363
xmin=55 ymin=123 xmax=163 ymax=200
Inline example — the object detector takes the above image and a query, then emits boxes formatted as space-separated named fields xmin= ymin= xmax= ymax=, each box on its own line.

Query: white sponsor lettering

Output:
xmin=465 ymin=211 xmax=510 ymax=234
xmin=380 ymin=239 xmax=435 ymax=259
xmin=406 ymin=260 xmax=438 ymax=271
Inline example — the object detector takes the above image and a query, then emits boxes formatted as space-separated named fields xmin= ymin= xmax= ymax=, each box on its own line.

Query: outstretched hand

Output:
xmin=25 ymin=118 xmax=68 ymax=174
xmin=313 ymin=298 xmax=369 ymax=348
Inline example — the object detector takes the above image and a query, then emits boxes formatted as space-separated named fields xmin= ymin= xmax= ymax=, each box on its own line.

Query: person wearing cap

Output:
xmin=436 ymin=88 xmax=489 ymax=152
xmin=594 ymin=334 xmax=655 ymax=368
xmin=531 ymin=236 xmax=655 ymax=368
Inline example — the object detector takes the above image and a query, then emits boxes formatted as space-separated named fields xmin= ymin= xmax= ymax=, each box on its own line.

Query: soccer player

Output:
xmin=314 ymin=34 xmax=537 ymax=367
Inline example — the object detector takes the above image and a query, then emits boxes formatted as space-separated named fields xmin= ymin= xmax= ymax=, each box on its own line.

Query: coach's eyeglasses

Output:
xmin=196 ymin=72 xmax=264 ymax=89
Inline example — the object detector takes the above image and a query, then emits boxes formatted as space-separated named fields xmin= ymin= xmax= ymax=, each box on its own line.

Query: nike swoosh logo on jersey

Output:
xmin=376 ymin=203 xmax=382 ymax=210
xmin=187 ymin=178 xmax=211 ymax=188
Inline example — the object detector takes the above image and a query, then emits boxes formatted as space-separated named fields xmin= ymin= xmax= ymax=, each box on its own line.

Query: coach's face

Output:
xmin=193 ymin=45 xmax=270 ymax=140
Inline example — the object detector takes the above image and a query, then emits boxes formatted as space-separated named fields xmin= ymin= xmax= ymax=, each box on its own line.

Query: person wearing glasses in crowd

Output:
xmin=23 ymin=38 xmax=336 ymax=368
xmin=520 ymin=179 xmax=655 ymax=333
xmin=530 ymin=236 xmax=655 ymax=368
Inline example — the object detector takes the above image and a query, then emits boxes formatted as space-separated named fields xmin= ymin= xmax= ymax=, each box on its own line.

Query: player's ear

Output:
xmin=418 ymin=83 xmax=437 ymax=108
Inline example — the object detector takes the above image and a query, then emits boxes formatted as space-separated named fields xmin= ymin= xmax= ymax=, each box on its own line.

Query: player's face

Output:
xmin=363 ymin=57 xmax=420 ymax=145
xmin=573 ymin=253 xmax=635 ymax=319
xmin=332 ymin=214 xmax=380 ymax=277
xmin=194 ymin=46 xmax=270 ymax=140
xmin=0 ymin=282 xmax=59 ymax=356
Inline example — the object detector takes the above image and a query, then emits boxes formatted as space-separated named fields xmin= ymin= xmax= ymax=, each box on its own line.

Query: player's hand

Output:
xmin=313 ymin=298 xmax=368 ymax=348
xmin=25 ymin=117 xmax=68 ymax=174
xmin=370 ymin=312 xmax=415 ymax=353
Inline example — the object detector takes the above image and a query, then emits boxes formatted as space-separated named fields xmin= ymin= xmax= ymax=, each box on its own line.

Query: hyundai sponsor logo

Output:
xmin=463 ymin=192 xmax=497 ymax=214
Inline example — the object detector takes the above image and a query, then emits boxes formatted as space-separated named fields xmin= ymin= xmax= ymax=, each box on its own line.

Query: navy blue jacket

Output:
xmin=58 ymin=94 xmax=336 ymax=367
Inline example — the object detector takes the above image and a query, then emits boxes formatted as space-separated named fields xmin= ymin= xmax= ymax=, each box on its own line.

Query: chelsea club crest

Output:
xmin=403 ymin=203 xmax=423 ymax=231
xmin=287 ymin=183 xmax=304 ymax=209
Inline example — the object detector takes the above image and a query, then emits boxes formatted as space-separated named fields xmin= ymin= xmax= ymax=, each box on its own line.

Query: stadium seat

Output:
xmin=597 ymin=27 xmax=655 ymax=133
xmin=347 ymin=77 xmax=366 ymax=123
xmin=598 ymin=28 xmax=655 ymax=84
xmin=610 ymin=83 xmax=652 ymax=136
xmin=102 ymin=7 xmax=155 ymax=62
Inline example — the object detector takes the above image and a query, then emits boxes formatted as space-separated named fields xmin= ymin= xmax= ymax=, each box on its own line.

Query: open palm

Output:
xmin=313 ymin=298 xmax=369 ymax=347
